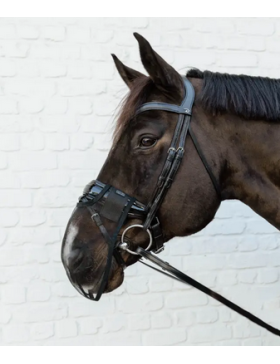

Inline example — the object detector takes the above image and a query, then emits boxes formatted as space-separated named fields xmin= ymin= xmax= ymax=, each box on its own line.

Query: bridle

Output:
xmin=75 ymin=76 xmax=280 ymax=337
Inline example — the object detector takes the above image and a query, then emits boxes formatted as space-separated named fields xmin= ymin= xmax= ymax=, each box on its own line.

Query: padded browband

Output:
xmin=136 ymin=77 xmax=195 ymax=116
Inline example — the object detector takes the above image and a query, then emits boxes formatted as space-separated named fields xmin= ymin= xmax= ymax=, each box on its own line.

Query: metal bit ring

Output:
xmin=120 ymin=224 xmax=153 ymax=256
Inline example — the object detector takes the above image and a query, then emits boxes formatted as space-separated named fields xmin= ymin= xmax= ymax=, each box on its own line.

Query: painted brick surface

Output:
xmin=0 ymin=17 xmax=280 ymax=346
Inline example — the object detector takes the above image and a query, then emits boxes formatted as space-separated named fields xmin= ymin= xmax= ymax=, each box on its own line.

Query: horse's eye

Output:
xmin=140 ymin=137 xmax=157 ymax=148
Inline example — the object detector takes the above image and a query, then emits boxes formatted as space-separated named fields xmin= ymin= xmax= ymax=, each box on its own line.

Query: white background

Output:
xmin=0 ymin=17 xmax=280 ymax=346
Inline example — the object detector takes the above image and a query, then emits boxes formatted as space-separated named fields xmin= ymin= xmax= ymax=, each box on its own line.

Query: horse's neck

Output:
xmin=219 ymin=115 xmax=280 ymax=230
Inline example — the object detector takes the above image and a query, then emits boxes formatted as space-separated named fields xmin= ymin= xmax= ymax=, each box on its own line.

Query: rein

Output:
xmin=76 ymin=76 xmax=280 ymax=337
xmin=136 ymin=247 xmax=280 ymax=337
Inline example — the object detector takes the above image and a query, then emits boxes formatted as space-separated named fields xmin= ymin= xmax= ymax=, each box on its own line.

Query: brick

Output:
xmin=21 ymin=171 xmax=70 ymax=188
xmin=2 ymin=285 xmax=25 ymax=304
xmin=247 ymin=37 xmax=266 ymax=51
xmin=9 ymin=152 xmax=57 ymax=171
xmin=151 ymin=312 xmax=172 ymax=329
xmin=48 ymin=209 xmax=72 ymax=227
xmin=71 ymin=133 xmax=94 ymax=150
xmin=80 ymin=318 xmax=102 ymax=335
xmin=2 ymin=42 xmax=29 ymax=58
xmin=81 ymin=115 xmax=110 ymax=133
xmin=92 ymin=62 xmax=115 ymax=80
xmin=59 ymin=81 xmax=106 ymax=96
xmin=149 ymin=275 xmax=173 ymax=292
xmin=68 ymin=62 xmax=91 ymax=79
xmin=0 ymin=210 xmax=19 ymax=227
xmin=238 ymin=270 xmax=257 ymax=284
xmin=17 ymin=24 xmax=39 ymax=39
xmin=196 ymin=309 xmax=218 ymax=324
xmin=246 ymin=220 xmax=278 ymax=234
xmin=68 ymin=298 xmax=115 ymax=317
xmin=18 ymin=61 xmax=39 ymax=77
xmin=257 ymin=269 xmax=278 ymax=284
xmin=40 ymin=61 xmax=67 ymax=78
xmin=197 ymin=19 xmax=235 ymax=34
xmin=233 ymin=323 xmax=261 ymax=339
xmin=14 ymin=302 xmax=68 ymax=322
xmin=20 ymin=98 xmax=44 ymax=114
xmin=0 ymin=190 xmax=32 ymax=207
xmin=81 ymin=45 xmax=106 ymax=61
xmin=52 ymin=282 xmax=79 ymax=298
xmin=0 ymin=133 xmax=20 ymax=151
xmin=0 ymin=24 xmax=16 ymax=39
xmin=44 ymin=26 xmax=65 ymax=41
xmin=228 ymin=254 xmax=267 ymax=269
xmin=9 ymin=228 xmax=35 ymax=246
xmin=92 ymin=30 xmax=113 ymax=43
xmin=143 ymin=329 xmax=187 ymax=346
xmin=237 ymin=19 xmax=274 ymax=35
xmin=219 ymin=53 xmax=258 ymax=68
xmin=20 ymin=209 xmax=46 ymax=227
xmin=170 ymin=238 xmax=192 ymax=255
xmin=183 ymin=254 xmax=225 ymax=271
xmin=69 ymin=98 xmax=92 ymax=115
xmin=126 ymin=277 xmax=149 ymax=294
xmin=21 ymin=131 xmax=45 ymax=150
xmin=58 ymin=151 xmax=107 ymax=170
xmin=189 ymin=325 xmax=232 ymax=343
xmin=0 ymin=307 xmax=12 ymax=324
xmin=0 ymin=98 xmax=18 ymax=114
xmin=67 ymin=26 xmax=90 ymax=43
xmin=225 ymin=36 xmax=246 ymax=50
xmin=25 ymin=247 xmax=49 ymax=264
xmin=0 ymin=248 xmax=25 ymax=266
xmin=30 ymin=323 xmax=54 ymax=341
xmin=3 ymin=324 xmax=29 ymax=343
xmin=161 ymin=34 xmax=182 ymax=47
xmin=31 ymin=44 xmax=80 ymax=59
xmin=27 ymin=282 xmax=51 ymax=302
xmin=166 ymin=291 xmax=208 ymax=308
xmin=95 ymin=332 xmax=142 ymax=346
xmin=39 ymin=116 xmax=80 ymax=133
xmin=0 ymin=59 xmax=16 ymax=76
xmin=0 ymin=230 xmax=7 ymax=246
xmin=5 ymin=80 xmax=56 ymax=97
xmin=0 ymin=153 xmax=7 ymax=169
xmin=45 ymin=98 xmax=68 ymax=115
xmin=217 ymin=271 xmax=237 ymax=286
xmin=238 ymin=236 xmax=258 ymax=251
xmin=36 ymin=188 xmax=77 ymax=207
xmin=117 ymin=295 xmax=163 ymax=314
xmin=101 ymin=314 xmax=127 ymax=333
xmin=0 ymin=172 xmax=20 ymax=189
xmin=46 ymin=134 xmax=69 ymax=151
xmin=204 ymin=219 xmax=246 ymax=235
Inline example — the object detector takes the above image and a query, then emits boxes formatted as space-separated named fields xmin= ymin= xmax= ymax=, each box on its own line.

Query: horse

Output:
xmin=61 ymin=33 xmax=280 ymax=329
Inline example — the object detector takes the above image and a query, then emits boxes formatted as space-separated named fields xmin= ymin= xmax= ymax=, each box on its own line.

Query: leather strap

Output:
xmin=189 ymin=127 xmax=221 ymax=198
xmin=137 ymin=247 xmax=280 ymax=337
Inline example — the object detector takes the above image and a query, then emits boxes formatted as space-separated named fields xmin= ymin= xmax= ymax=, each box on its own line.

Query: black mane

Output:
xmin=187 ymin=69 xmax=280 ymax=121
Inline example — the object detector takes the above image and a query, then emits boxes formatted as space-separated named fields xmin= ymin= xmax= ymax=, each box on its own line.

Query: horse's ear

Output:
xmin=111 ymin=54 xmax=146 ymax=89
xmin=133 ymin=32 xmax=183 ymax=96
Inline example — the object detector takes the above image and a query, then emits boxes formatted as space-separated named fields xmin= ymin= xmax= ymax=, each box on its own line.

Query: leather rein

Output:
xmin=77 ymin=76 xmax=280 ymax=337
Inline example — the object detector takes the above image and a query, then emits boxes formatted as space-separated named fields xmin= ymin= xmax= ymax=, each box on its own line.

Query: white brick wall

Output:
xmin=1 ymin=17 xmax=280 ymax=346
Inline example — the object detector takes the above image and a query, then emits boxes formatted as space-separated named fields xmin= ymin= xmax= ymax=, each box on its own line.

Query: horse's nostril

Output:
xmin=67 ymin=248 xmax=84 ymax=271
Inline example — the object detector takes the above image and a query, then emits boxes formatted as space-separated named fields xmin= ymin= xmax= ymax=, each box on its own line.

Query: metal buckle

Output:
xmin=153 ymin=246 xmax=165 ymax=254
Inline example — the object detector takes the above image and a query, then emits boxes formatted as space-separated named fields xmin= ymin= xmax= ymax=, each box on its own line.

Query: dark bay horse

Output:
xmin=61 ymin=33 xmax=280 ymax=302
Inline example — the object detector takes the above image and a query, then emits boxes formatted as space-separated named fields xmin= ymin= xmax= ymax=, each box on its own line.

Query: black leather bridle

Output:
xmin=76 ymin=76 xmax=280 ymax=337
